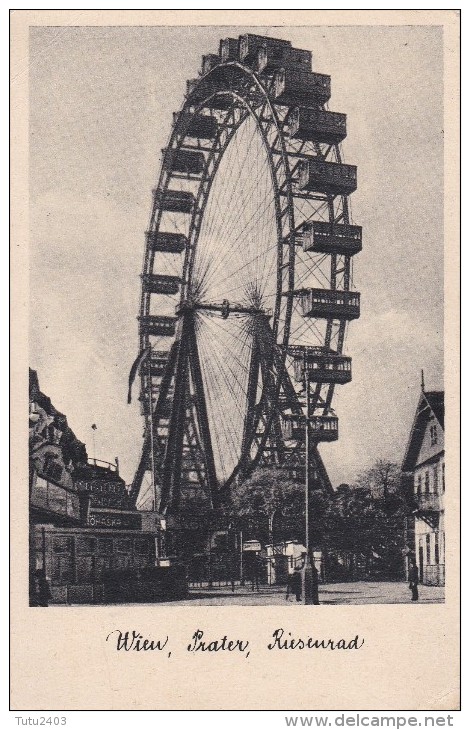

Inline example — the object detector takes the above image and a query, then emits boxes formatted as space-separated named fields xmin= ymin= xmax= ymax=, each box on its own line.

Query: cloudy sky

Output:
xmin=29 ymin=24 xmax=444 ymax=486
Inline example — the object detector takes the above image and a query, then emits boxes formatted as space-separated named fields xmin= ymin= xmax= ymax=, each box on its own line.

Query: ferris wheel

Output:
xmin=130 ymin=34 xmax=361 ymax=513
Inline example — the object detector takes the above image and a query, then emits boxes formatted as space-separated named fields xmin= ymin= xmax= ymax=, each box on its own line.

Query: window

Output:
xmin=424 ymin=471 xmax=430 ymax=494
xmin=95 ymin=556 xmax=112 ymax=578
xmin=98 ymin=539 xmax=113 ymax=555
xmin=76 ymin=537 xmax=96 ymax=555
xmin=31 ymin=477 xmax=48 ymax=508
xmin=425 ymin=534 xmax=431 ymax=564
xmin=134 ymin=539 xmax=149 ymax=556
xmin=76 ymin=556 xmax=94 ymax=582
xmin=416 ymin=474 xmax=422 ymax=496
xmin=43 ymin=455 xmax=63 ymax=483
xmin=51 ymin=555 xmax=73 ymax=583
xmin=116 ymin=539 xmax=131 ymax=554
xmin=34 ymin=531 xmax=45 ymax=550
xmin=430 ymin=424 xmax=438 ymax=446
xmin=433 ymin=464 xmax=439 ymax=493
xmin=434 ymin=534 xmax=440 ymax=564
xmin=53 ymin=536 xmax=73 ymax=554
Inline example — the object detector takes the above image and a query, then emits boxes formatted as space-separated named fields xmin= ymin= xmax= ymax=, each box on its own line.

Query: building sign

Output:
xmin=75 ymin=479 xmax=133 ymax=510
xmin=87 ymin=511 xmax=142 ymax=530
xmin=243 ymin=541 xmax=261 ymax=552
xmin=79 ymin=480 xmax=123 ymax=495
xmin=84 ymin=494 xmax=130 ymax=509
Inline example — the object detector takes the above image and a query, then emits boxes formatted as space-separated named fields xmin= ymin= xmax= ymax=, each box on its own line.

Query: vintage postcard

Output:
xmin=10 ymin=9 xmax=460 ymax=711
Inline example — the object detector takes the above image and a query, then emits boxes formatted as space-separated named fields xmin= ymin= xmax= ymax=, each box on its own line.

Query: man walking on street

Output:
xmin=286 ymin=566 xmax=302 ymax=602
xmin=408 ymin=559 xmax=419 ymax=602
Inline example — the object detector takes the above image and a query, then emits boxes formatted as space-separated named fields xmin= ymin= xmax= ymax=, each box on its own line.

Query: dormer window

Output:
xmin=430 ymin=423 xmax=438 ymax=446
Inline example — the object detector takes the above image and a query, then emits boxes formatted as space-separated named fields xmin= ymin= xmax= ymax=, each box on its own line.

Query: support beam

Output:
xmin=160 ymin=321 xmax=191 ymax=512
xmin=129 ymin=341 xmax=179 ymax=503
xmin=187 ymin=314 xmax=218 ymax=507
xmin=255 ymin=317 xmax=285 ymax=465
xmin=241 ymin=332 xmax=260 ymax=457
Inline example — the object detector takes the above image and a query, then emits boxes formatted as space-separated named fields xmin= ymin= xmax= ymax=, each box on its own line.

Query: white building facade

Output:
xmin=402 ymin=390 xmax=445 ymax=586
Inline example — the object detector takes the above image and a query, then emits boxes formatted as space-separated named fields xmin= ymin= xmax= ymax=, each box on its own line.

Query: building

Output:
xmin=29 ymin=367 xmax=91 ymax=596
xmin=29 ymin=369 xmax=184 ymax=604
xmin=402 ymin=386 xmax=445 ymax=586
xmin=265 ymin=541 xmax=322 ymax=585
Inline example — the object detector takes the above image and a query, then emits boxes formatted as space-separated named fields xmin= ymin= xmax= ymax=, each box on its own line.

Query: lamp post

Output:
xmin=91 ymin=423 xmax=97 ymax=461
xmin=304 ymin=365 xmax=319 ymax=605
xmin=305 ymin=377 xmax=310 ymax=561
xmin=268 ymin=510 xmax=275 ymax=586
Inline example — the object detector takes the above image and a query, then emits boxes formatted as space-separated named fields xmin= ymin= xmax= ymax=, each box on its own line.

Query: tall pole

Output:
xmin=147 ymin=353 xmax=157 ymax=511
xmin=268 ymin=512 xmax=275 ymax=586
xmin=305 ymin=368 xmax=310 ymax=557
xmin=91 ymin=425 xmax=97 ymax=462
xmin=303 ymin=366 xmax=318 ymax=604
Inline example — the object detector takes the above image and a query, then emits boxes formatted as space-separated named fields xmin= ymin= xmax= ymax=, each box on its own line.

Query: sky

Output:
xmin=29 ymin=24 xmax=444 ymax=487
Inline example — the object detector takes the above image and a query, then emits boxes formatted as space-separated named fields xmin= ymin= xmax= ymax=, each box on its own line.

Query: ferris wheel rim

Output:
xmin=139 ymin=64 xmax=298 ymax=488
xmin=132 ymin=38 xmax=360 ymax=509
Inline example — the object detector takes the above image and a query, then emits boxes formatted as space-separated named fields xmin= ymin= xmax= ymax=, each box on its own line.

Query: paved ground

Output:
xmin=166 ymin=581 xmax=444 ymax=606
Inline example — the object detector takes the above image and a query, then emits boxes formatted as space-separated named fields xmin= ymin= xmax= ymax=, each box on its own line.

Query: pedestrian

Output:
xmin=32 ymin=569 xmax=52 ymax=607
xmin=311 ymin=560 xmax=320 ymax=606
xmin=251 ymin=556 xmax=260 ymax=592
xmin=408 ymin=559 xmax=419 ymax=602
xmin=286 ymin=566 xmax=302 ymax=602
xmin=230 ymin=556 xmax=236 ymax=593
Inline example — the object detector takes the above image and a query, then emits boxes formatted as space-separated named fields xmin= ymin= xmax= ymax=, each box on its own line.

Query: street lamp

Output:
xmin=305 ymin=372 xmax=310 ymax=561
xmin=304 ymin=365 xmax=319 ymax=605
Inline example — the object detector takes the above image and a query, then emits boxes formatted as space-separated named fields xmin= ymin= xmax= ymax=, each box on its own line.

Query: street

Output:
xmin=163 ymin=581 xmax=445 ymax=606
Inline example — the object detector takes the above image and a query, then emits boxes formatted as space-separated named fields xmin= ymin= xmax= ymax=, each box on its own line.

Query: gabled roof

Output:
xmin=424 ymin=391 xmax=444 ymax=429
xmin=402 ymin=390 xmax=444 ymax=472
xmin=29 ymin=368 xmax=88 ymax=465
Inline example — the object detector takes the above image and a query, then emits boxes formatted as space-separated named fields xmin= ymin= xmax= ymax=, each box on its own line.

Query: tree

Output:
xmin=230 ymin=466 xmax=331 ymax=547
xmin=324 ymin=460 xmax=407 ymax=579
xmin=230 ymin=467 xmax=301 ymax=543
xmin=356 ymin=459 xmax=402 ymax=501
xmin=228 ymin=460 xmax=408 ymax=581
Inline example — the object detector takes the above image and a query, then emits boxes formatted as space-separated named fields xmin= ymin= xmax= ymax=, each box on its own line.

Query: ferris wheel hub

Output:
xmin=175 ymin=299 xmax=271 ymax=319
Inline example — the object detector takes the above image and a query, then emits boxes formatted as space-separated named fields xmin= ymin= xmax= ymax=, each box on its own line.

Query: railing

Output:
xmin=139 ymin=315 xmax=177 ymax=337
xmin=292 ymin=356 xmax=352 ymax=384
xmin=309 ymin=415 xmax=338 ymax=431
xmin=311 ymin=221 xmax=362 ymax=241
xmin=416 ymin=492 xmax=441 ymax=512
xmin=287 ymin=108 xmax=347 ymax=142
xmin=87 ymin=458 xmax=118 ymax=473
